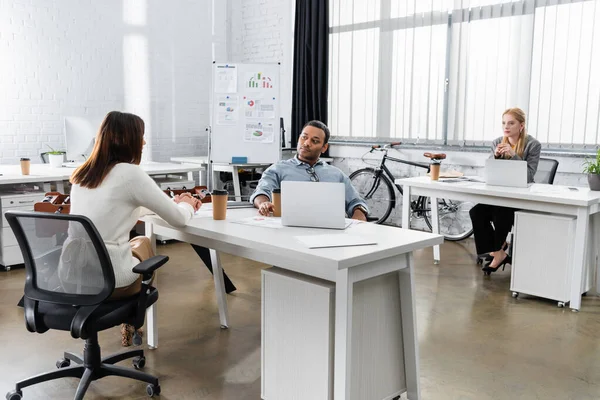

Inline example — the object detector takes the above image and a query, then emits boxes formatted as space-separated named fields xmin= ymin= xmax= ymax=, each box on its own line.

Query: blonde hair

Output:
xmin=501 ymin=107 xmax=527 ymax=158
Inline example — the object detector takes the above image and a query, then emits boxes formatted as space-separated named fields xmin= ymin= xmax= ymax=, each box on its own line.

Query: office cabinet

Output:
xmin=511 ymin=211 xmax=592 ymax=307
xmin=1 ymin=191 xmax=44 ymax=270
xmin=262 ymin=268 xmax=335 ymax=400
xmin=261 ymin=267 xmax=408 ymax=400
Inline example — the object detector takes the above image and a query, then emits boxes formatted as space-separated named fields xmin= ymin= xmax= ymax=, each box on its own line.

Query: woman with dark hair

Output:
xmin=67 ymin=111 xmax=200 ymax=345
xmin=469 ymin=108 xmax=541 ymax=274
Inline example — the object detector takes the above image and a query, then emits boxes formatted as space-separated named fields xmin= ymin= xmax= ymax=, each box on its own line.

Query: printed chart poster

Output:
xmin=216 ymin=95 xmax=239 ymax=125
xmin=214 ymin=64 xmax=237 ymax=93
xmin=245 ymin=71 xmax=275 ymax=92
xmin=244 ymin=122 xmax=275 ymax=143
xmin=243 ymin=96 xmax=276 ymax=119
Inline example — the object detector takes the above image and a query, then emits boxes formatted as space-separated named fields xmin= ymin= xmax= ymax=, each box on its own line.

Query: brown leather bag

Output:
xmin=162 ymin=185 xmax=212 ymax=203
xmin=33 ymin=192 xmax=71 ymax=237
xmin=34 ymin=192 xmax=71 ymax=214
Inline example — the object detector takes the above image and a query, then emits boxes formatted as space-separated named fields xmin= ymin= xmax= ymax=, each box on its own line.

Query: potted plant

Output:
xmin=583 ymin=149 xmax=600 ymax=191
xmin=45 ymin=145 xmax=65 ymax=168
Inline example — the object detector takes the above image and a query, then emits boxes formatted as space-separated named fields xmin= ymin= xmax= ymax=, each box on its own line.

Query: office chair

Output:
xmin=534 ymin=158 xmax=559 ymax=185
xmin=5 ymin=210 xmax=167 ymax=400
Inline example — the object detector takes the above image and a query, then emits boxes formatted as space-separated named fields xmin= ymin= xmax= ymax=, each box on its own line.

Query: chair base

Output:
xmin=8 ymin=335 xmax=159 ymax=400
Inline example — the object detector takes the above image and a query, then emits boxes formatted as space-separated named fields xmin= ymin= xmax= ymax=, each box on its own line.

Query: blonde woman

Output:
xmin=469 ymin=108 xmax=541 ymax=274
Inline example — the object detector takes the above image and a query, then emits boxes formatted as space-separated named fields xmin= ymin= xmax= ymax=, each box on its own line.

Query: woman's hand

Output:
xmin=496 ymin=143 xmax=516 ymax=158
xmin=174 ymin=193 xmax=202 ymax=212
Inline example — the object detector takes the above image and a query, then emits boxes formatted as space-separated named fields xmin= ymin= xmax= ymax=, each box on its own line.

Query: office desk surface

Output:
xmin=144 ymin=207 xmax=442 ymax=281
xmin=395 ymin=176 xmax=600 ymax=207
xmin=0 ymin=162 xmax=203 ymax=184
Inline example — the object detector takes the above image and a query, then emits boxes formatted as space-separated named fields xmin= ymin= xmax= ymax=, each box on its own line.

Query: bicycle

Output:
xmin=349 ymin=143 xmax=474 ymax=241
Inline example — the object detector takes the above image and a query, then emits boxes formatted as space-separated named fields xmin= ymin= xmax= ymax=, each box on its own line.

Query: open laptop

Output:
xmin=281 ymin=181 xmax=349 ymax=229
xmin=484 ymin=159 xmax=529 ymax=188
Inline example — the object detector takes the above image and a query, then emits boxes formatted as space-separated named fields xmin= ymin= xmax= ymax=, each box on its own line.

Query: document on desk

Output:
xmin=295 ymin=234 xmax=377 ymax=249
xmin=230 ymin=216 xmax=284 ymax=229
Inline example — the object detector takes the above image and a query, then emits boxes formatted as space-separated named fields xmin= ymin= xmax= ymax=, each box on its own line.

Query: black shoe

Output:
xmin=482 ymin=255 xmax=512 ymax=275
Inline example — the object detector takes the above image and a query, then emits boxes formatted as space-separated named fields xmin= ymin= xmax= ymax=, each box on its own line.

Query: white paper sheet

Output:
xmin=214 ymin=64 xmax=237 ymax=93
xmin=230 ymin=216 xmax=283 ymax=229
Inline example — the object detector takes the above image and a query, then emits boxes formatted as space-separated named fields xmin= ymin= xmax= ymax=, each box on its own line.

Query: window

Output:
xmin=328 ymin=0 xmax=600 ymax=148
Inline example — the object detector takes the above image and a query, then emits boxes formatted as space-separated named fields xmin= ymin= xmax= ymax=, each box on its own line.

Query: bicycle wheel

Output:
xmin=422 ymin=197 xmax=474 ymax=241
xmin=349 ymin=168 xmax=395 ymax=224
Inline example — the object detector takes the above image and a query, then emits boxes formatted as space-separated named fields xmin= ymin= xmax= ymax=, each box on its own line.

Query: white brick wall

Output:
xmin=229 ymin=0 xmax=294 ymax=146
xmin=0 ymin=0 xmax=212 ymax=164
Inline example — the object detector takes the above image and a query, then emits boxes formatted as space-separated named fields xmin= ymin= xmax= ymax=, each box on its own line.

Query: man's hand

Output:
xmin=258 ymin=201 xmax=275 ymax=216
xmin=254 ymin=194 xmax=274 ymax=216
xmin=352 ymin=209 xmax=367 ymax=221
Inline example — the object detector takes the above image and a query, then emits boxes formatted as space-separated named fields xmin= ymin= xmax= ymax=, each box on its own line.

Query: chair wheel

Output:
xmin=558 ymin=302 xmax=565 ymax=308
xmin=146 ymin=383 xmax=161 ymax=397
xmin=133 ymin=355 xmax=146 ymax=369
xmin=56 ymin=358 xmax=70 ymax=369
xmin=6 ymin=390 xmax=22 ymax=400
xmin=132 ymin=332 xmax=143 ymax=346
xmin=512 ymin=292 xmax=519 ymax=298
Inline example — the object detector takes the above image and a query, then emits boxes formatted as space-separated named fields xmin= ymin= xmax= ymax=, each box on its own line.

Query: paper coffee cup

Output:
xmin=272 ymin=188 xmax=281 ymax=217
xmin=430 ymin=163 xmax=441 ymax=181
xmin=211 ymin=189 xmax=228 ymax=220
xmin=20 ymin=158 xmax=31 ymax=175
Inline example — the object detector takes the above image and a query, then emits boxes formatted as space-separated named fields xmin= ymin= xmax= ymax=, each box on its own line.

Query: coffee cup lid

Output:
xmin=272 ymin=188 xmax=281 ymax=194
xmin=20 ymin=157 xmax=30 ymax=161
xmin=212 ymin=189 xmax=228 ymax=195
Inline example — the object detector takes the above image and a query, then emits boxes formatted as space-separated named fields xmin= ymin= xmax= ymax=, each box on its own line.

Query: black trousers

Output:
xmin=469 ymin=204 xmax=517 ymax=255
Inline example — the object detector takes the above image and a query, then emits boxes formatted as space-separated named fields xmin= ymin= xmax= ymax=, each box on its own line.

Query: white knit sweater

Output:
xmin=68 ymin=163 xmax=194 ymax=288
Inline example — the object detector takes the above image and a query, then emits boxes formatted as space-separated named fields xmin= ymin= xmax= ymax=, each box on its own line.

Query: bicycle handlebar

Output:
xmin=370 ymin=142 xmax=402 ymax=152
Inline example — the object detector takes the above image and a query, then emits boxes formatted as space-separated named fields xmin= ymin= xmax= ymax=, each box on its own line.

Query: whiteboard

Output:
xmin=210 ymin=63 xmax=281 ymax=164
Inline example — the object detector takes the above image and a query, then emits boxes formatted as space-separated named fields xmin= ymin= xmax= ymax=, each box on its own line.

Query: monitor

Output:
xmin=64 ymin=116 xmax=100 ymax=162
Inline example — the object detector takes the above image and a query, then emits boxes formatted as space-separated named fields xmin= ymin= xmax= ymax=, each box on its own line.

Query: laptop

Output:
xmin=281 ymin=181 xmax=349 ymax=230
xmin=484 ymin=159 xmax=529 ymax=188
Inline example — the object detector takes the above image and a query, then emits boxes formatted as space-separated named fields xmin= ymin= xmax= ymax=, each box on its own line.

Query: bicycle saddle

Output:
xmin=423 ymin=152 xmax=446 ymax=160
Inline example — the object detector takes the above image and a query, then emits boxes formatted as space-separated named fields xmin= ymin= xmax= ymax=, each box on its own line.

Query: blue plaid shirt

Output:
xmin=249 ymin=156 xmax=369 ymax=217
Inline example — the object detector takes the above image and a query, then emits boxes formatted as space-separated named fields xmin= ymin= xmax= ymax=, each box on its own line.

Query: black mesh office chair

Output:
xmin=534 ymin=158 xmax=559 ymax=184
xmin=4 ymin=211 xmax=167 ymax=400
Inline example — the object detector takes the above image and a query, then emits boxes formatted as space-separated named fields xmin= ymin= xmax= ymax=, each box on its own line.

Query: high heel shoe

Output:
xmin=482 ymin=255 xmax=512 ymax=275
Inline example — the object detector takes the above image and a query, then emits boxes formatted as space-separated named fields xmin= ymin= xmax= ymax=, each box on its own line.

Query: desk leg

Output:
xmin=145 ymin=221 xmax=158 ymax=348
xmin=334 ymin=268 xmax=354 ymax=400
xmin=429 ymin=196 xmax=441 ymax=264
xmin=232 ymin=167 xmax=242 ymax=202
xmin=209 ymin=249 xmax=230 ymax=328
xmin=146 ymin=304 xmax=158 ymax=349
xmin=399 ymin=253 xmax=421 ymax=399
xmin=570 ymin=208 xmax=589 ymax=311
xmin=402 ymin=185 xmax=411 ymax=230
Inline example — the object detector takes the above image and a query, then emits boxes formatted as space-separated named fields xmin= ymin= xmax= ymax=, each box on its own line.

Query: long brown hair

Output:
xmin=501 ymin=107 xmax=527 ymax=158
xmin=70 ymin=111 xmax=145 ymax=189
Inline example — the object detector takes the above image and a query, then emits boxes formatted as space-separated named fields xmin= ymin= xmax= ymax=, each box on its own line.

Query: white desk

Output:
xmin=143 ymin=208 xmax=443 ymax=400
xmin=0 ymin=162 xmax=202 ymax=192
xmin=396 ymin=176 xmax=600 ymax=311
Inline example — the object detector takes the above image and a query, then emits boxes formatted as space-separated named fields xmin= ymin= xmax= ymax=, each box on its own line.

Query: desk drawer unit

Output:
xmin=262 ymin=267 xmax=408 ymax=400
xmin=511 ymin=211 xmax=591 ymax=306
xmin=0 ymin=192 xmax=43 ymax=269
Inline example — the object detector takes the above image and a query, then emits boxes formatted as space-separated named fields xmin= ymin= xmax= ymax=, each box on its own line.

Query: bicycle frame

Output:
xmin=366 ymin=150 xmax=432 ymax=217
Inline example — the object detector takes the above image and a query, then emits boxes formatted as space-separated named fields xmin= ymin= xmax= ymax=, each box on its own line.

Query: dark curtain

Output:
xmin=291 ymin=0 xmax=329 ymax=149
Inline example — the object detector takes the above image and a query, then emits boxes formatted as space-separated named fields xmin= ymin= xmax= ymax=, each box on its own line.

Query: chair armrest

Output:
xmin=71 ymin=305 xmax=100 ymax=339
xmin=132 ymin=255 xmax=169 ymax=280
